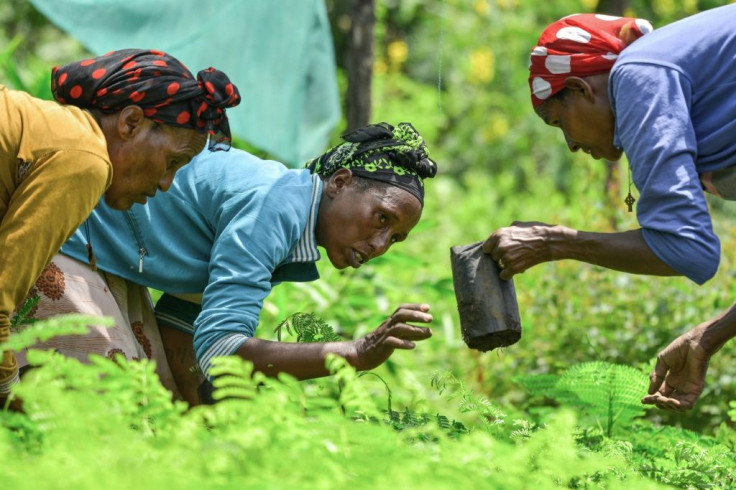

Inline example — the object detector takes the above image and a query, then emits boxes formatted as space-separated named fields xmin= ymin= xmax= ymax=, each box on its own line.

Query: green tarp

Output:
xmin=30 ymin=0 xmax=340 ymax=167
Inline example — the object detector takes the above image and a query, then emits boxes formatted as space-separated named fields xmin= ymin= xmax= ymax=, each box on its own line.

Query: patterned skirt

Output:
xmin=12 ymin=253 xmax=181 ymax=398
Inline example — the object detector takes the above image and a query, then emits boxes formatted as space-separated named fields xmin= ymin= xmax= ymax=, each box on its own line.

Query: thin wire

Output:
xmin=437 ymin=0 xmax=447 ymax=117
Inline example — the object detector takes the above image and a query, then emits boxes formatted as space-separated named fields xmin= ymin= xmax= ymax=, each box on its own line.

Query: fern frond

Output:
xmin=557 ymin=362 xmax=648 ymax=436
xmin=208 ymin=356 xmax=266 ymax=402
xmin=274 ymin=312 xmax=340 ymax=343
xmin=2 ymin=314 xmax=112 ymax=353
xmin=514 ymin=373 xmax=561 ymax=400
xmin=517 ymin=362 xmax=649 ymax=436
xmin=10 ymin=295 xmax=41 ymax=331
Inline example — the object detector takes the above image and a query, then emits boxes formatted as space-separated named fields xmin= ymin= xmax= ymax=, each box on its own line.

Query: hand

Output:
xmin=482 ymin=221 xmax=559 ymax=280
xmin=352 ymin=303 xmax=432 ymax=371
xmin=641 ymin=328 xmax=710 ymax=412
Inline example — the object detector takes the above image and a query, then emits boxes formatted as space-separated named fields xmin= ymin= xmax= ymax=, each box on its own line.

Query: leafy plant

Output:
xmin=431 ymin=370 xmax=506 ymax=430
xmin=1 ymin=314 xmax=110 ymax=354
xmin=515 ymin=362 xmax=650 ymax=436
xmin=9 ymin=295 xmax=40 ymax=332
xmin=274 ymin=311 xmax=342 ymax=342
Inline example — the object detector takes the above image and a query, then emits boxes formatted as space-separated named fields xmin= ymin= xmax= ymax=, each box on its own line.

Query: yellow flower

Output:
xmin=652 ymin=0 xmax=675 ymax=17
xmin=474 ymin=0 xmax=489 ymax=16
xmin=482 ymin=116 xmax=509 ymax=142
xmin=469 ymin=48 xmax=495 ymax=84
xmin=388 ymin=40 xmax=408 ymax=67
xmin=683 ymin=0 xmax=698 ymax=14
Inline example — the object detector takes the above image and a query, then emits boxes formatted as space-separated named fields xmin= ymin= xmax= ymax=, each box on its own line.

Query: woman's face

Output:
xmin=105 ymin=114 xmax=206 ymax=210
xmin=316 ymin=169 xmax=423 ymax=270
xmin=534 ymin=77 xmax=622 ymax=161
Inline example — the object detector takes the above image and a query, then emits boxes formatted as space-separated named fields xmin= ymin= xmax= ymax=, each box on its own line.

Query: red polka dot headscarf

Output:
xmin=51 ymin=48 xmax=241 ymax=148
xmin=528 ymin=14 xmax=653 ymax=107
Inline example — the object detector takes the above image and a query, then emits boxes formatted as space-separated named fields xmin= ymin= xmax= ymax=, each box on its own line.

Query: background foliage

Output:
xmin=3 ymin=0 xmax=736 ymax=488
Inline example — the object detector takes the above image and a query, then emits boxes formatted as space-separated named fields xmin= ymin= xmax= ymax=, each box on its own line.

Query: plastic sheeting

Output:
xmin=30 ymin=0 xmax=340 ymax=166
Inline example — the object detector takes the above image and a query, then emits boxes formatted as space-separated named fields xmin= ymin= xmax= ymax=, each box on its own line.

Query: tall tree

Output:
xmin=346 ymin=0 xmax=375 ymax=130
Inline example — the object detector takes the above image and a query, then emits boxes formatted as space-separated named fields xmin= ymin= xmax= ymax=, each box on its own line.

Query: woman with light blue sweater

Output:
xmin=16 ymin=122 xmax=438 ymax=405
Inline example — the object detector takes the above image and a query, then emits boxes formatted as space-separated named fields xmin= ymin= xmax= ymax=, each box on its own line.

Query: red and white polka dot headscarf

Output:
xmin=51 ymin=49 xmax=241 ymax=148
xmin=528 ymin=14 xmax=653 ymax=107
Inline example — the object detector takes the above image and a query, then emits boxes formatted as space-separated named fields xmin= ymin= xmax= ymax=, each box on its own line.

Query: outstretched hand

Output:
xmin=353 ymin=303 xmax=432 ymax=371
xmin=641 ymin=330 xmax=710 ymax=412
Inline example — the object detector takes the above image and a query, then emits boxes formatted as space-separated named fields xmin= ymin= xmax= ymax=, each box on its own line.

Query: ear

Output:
xmin=116 ymin=105 xmax=147 ymax=141
xmin=563 ymin=76 xmax=595 ymax=102
xmin=324 ymin=168 xmax=354 ymax=199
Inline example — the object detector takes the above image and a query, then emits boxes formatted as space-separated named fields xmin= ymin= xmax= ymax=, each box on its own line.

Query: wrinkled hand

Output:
xmin=641 ymin=329 xmax=710 ymax=412
xmin=482 ymin=221 xmax=558 ymax=280
xmin=353 ymin=304 xmax=432 ymax=371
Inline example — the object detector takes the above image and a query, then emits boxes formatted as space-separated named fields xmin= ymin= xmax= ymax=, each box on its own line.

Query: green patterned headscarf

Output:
xmin=306 ymin=122 xmax=437 ymax=206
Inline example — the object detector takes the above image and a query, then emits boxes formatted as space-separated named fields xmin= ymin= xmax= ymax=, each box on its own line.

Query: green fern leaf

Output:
xmin=274 ymin=312 xmax=340 ymax=343
xmin=10 ymin=295 xmax=41 ymax=331
xmin=2 ymin=314 xmax=112 ymax=353
xmin=516 ymin=362 xmax=649 ymax=436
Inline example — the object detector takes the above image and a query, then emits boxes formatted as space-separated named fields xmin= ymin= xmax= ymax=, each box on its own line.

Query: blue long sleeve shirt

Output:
xmin=609 ymin=4 xmax=736 ymax=284
xmin=62 ymin=148 xmax=323 ymax=377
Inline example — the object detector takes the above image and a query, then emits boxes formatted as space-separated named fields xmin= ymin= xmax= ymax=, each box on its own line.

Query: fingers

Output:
xmin=390 ymin=304 xmax=433 ymax=325
xmin=482 ymin=224 xmax=518 ymax=256
xmin=380 ymin=326 xmax=433 ymax=351
xmin=377 ymin=305 xmax=433 ymax=350
xmin=482 ymin=233 xmax=511 ymax=276
xmin=390 ymin=324 xmax=432 ymax=341
xmin=481 ymin=232 xmax=499 ymax=254
xmin=640 ymin=394 xmax=657 ymax=405
xmin=641 ymin=392 xmax=696 ymax=412
xmin=382 ymin=336 xmax=417 ymax=351
xmin=498 ymin=263 xmax=514 ymax=281
xmin=380 ymin=320 xmax=432 ymax=346
xmin=647 ymin=360 xmax=668 ymax=395
xmin=393 ymin=303 xmax=431 ymax=313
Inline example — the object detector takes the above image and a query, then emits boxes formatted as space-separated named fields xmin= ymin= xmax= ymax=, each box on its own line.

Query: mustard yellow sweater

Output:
xmin=0 ymin=85 xmax=112 ymax=393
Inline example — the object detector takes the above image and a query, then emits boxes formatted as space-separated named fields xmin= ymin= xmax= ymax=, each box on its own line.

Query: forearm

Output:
xmin=236 ymin=337 xmax=358 ymax=380
xmin=692 ymin=304 xmax=736 ymax=356
xmin=550 ymin=227 xmax=679 ymax=276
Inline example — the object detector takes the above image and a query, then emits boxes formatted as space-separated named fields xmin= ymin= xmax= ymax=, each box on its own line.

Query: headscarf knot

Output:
xmin=52 ymin=49 xmax=241 ymax=149
xmin=528 ymin=14 xmax=653 ymax=107
xmin=306 ymin=122 xmax=438 ymax=205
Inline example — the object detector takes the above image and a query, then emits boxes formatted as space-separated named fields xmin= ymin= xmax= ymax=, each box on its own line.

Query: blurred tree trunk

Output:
xmin=598 ymin=0 xmax=629 ymax=228
xmin=346 ymin=0 xmax=375 ymax=130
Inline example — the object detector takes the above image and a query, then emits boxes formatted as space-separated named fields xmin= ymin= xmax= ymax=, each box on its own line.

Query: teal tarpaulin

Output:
xmin=30 ymin=0 xmax=340 ymax=167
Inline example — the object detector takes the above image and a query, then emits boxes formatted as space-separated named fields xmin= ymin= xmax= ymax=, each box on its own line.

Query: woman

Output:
xmin=0 ymin=48 xmax=240 ymax=404
xmin=483 ymin=6 xmax=736 ymax=411
xmin=17 ymin=122 xmax=437 ymax=405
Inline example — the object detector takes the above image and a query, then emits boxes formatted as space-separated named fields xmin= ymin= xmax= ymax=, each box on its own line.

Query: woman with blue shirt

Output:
xmin=16 ymin=122 xmax=437 ymax=405
xmin=483 ymin=5 xmax=736 ymax=412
